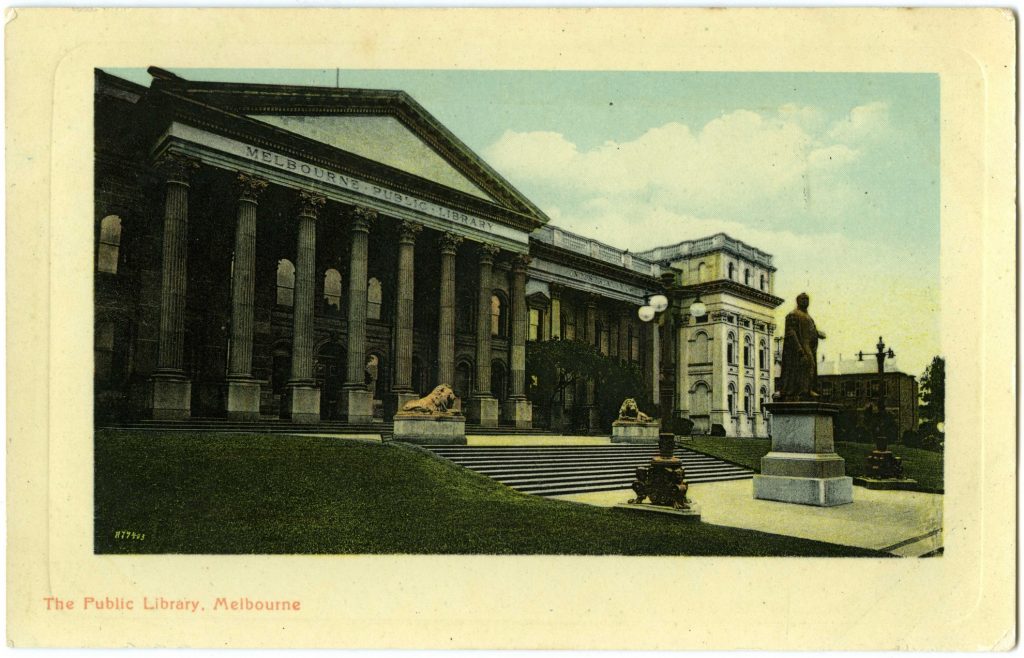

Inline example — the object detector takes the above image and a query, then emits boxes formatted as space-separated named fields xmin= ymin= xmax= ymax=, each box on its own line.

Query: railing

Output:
xmin=532 ymin=226 xmax=661 ymax=277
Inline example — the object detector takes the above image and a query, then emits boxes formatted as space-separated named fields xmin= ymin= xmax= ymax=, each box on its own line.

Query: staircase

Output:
xmin=422 ymin=444 xmax=755 ymax=497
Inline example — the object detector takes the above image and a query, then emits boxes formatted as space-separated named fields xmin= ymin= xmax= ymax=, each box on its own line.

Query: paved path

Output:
xmin=553 ymin=479 xmax=944 ymax=557
xmin=421 ymin=444 xmax=753 ymax=497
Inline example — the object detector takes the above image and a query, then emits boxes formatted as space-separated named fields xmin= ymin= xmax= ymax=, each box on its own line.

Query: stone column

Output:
xmin=150 ymin=152 xmax=199 ymax=420
xmin=584 ymin=295 xmax=600 ymax=432
xmin=285 ymin=190 xmax=325 ymax=424
xmin=466 ymin=243 xmax=500 ymax=426
xmin=504 ymin=254 xmax=532 ymax=428
xmin=389 ymin=220 xmax=422 ymax=417
xmin=436 ymin=232 xmax=463 ymax=390
xmin=338 ymin=205 xmax=376 ymax=423
xmin=225 ymin=173 xmax=268 ymax=421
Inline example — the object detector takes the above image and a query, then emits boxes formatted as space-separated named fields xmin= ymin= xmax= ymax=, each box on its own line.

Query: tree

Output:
xmin=919 ymin=356 xmax=945 ymax=425
xmin=526 ymin=338 xmax=649 ymax=431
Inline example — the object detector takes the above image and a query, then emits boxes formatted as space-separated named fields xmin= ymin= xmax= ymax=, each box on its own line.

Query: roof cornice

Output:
xmin=674 ymin=280 xmax=785 ymax=309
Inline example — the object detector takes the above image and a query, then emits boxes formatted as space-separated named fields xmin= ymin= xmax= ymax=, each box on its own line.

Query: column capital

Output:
xmin=155 ymin=152 xmax=200 ymax=185
xmin=398 ymin=220 xmax=423 ymax=244
xmin=549 ymin=282 xmax=563 ymax=299
xmin=584 ymin=293 xmax=600 ymax=309
xmin=439 ymin=231 xmax=464 ymax=256
xmin=347 ymin=205 xmax=377 ymax=231
xmin=510 ymin=253 xmax=532 ymax=274
xmin=477 ymin=242 xmax=500 ymax=263
xmin=295 ymin=190 xmax=327 ymax=218
xmin=235 ymin=172 xmax=269 ymax=204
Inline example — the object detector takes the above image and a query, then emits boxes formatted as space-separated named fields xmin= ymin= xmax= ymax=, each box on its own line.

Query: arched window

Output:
xmin=728 ymin=262 xmax=735 ymax=280
xmin=491 ymin=293 xmax=508 ymax=338
xmin=744 ymin=385 xmax=753 ymax=416
xmin=728 ymin=383 xmax=737 ymax=416
xmin=727 ymin=332 xmax=736 ymax=365
xmin=744 ymin=268 xmax=751 ymax=286
xmin=691 ymin=382 xmax=711 ymax=416
xmin=367 ymin=277 xmax=383 ymax=320
xmin=692 ymin=331 xmax=710 ymax=364
xmin=276 ymin=259 xmax=295 ymax=307
xmin=697 ymin=262 xmax=708 ymax=282
xmin=760 ymin=274 xmax=766 ymax=291
xmin=759 ymin=339 xmax=768 ymax=370
xmin=323 ymin=268 xmax=342 ymax=312
xmin=454 ymin=360 xmax=473 ymax=400
xmin=743 ymin=335 xmax=752 ymax=367
xmin=97 ymin=215 xmax=122 ymax=274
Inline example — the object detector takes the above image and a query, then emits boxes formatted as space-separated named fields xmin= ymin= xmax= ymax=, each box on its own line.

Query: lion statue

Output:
xmin=618 ymin=397 xmax=652 ymax=423
xmin=400 ymin=384 xmax=458 ymax=415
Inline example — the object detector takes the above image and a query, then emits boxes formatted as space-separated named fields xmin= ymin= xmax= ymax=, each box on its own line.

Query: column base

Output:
xmin=150 ymin=372 xmax=191 ymax=420
xmin=285 ymin=383 xmax=321 ymax=424
xmin=339 ymin=387 xmax=373 ymax=424
xmin=465 ymin=396 xmax=499 ymax=427
xmin=225 ymin=377 xmax=261 ymax=421
xmin=502 ymin=398 xmax=533 ymax=429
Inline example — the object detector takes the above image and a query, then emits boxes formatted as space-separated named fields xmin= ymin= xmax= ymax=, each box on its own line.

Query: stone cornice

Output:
xmin=143 ymin=76 xmax=547 ymax=231
xmin=674 ymin=280 xmax=785 ymax=309
xmin=529 ymin=240 xmax=660 ymax=291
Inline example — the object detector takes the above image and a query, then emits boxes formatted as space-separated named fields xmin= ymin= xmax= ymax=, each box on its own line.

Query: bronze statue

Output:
xmin=777 ymin=292 xmax=826 ymax=401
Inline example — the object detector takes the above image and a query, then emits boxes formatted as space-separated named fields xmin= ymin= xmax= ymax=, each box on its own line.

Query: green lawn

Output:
xmin=94 ymin=430 xmax=886 ymax=556
xmin=687 ymin=437 xmax=944 ymax=493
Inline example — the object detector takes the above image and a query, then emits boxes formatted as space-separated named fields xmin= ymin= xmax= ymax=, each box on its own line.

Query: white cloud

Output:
xmin=826 ymin=101 xmax=891 ymax=144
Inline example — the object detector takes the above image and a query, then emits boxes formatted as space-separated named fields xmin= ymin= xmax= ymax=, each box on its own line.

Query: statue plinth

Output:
xmin=611 ymin=419 xmax=660 ymax=443
xmin=754 ymin=401 xmax=853 ymax=507
xmin=392 ymin=412 xmax=467 ymax=445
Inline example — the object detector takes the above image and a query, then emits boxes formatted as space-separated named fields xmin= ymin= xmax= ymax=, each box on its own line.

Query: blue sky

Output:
xmin=111 ymin=67 xmax=940 ymax=377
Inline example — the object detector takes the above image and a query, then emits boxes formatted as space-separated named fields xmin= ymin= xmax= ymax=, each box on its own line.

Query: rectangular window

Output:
xmin=528 ymin=309 xmax=540 ymax=341
xmin=870 ymin=380 xmax=881 ymax=397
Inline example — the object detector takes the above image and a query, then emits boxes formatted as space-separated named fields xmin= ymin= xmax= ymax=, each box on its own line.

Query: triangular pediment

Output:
xmin=249 ymin=114 xmax=495 ymax=202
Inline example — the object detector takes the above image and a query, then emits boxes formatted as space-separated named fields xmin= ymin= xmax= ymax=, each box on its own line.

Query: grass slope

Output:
xmin=687 ymin=437 xmax=944 ymax=493
xmin=95 ymin=430 xmax=885 ymax=556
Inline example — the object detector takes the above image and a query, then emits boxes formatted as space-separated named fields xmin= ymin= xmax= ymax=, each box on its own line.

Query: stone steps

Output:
xmin=422 ymin=444 xmax=754 ymax=497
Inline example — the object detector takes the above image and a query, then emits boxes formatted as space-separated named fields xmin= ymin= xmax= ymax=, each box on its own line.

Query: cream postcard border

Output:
xmin=6 ymin=8 xmax=1016 ymax=650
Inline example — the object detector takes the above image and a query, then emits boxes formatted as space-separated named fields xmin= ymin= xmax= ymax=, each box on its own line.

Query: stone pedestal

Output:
xmin=611 ymin=420 xmax=660 ymax=443
xmin=503 ymin=398 xmax=533 ymax=429
xmin=286 ymin=384 xmax=320 ymax=424
xmin=393 ymin=413 xmax=467 ymax=445
xmin=339 ymin=388 xmax=373 ymax=424
xmin=466 ymin=396 xmax=499 ymax=427
xmin=753 ymin=402 xmax=853 ymax=507
xmin=151 ymin=373 xmax=191 ymax=420
xmin=225 ymin=377 xmax=261 ymax=421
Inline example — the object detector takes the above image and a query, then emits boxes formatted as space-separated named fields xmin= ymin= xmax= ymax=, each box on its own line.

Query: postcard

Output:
xmin=6 ymin=7 xmax=1015 ymax=650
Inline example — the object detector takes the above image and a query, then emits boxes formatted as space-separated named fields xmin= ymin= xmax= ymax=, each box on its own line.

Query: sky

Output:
xmin=111 ymin=68 xmax=941 ymax=378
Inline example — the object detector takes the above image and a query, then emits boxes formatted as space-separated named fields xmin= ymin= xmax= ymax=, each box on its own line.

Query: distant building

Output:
xmin=640 ymin=234 xmax=784 ymax=438
xmin=815 ymin=357 xmax=919 ymax=439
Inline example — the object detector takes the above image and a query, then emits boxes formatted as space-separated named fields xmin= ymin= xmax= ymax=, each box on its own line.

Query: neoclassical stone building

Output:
xmin=95 ymin=68 xmax=782 ymax=436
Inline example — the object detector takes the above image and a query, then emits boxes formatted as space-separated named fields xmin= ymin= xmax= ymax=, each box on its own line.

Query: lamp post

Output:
xmin=856 ymin=336 xmax=907 ymax=481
